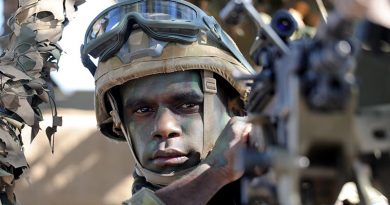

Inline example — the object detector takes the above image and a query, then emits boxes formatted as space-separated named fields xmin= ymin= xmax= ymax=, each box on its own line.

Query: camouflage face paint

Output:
xmin=119 ymin=70 xmax=231 ymax=174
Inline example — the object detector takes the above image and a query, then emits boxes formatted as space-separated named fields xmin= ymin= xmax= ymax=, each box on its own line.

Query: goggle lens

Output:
xmin=81 ymin=0 xmax=255 ymax=76
xmin=86 ymin=1 xmax=197 ymax=44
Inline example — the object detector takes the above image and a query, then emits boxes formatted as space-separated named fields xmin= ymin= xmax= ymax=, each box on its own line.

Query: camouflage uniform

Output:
xmin=0 ymin=0 xmax=84 ymax=203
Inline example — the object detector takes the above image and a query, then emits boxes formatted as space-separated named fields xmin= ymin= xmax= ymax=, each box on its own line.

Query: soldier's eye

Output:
xmin=135 ymin=107 xmax=154 ymax=113
xmin=181 ymin=103 xmax=196 ymax=109
xmin=178 ymin=103 xmax=200 ymax=113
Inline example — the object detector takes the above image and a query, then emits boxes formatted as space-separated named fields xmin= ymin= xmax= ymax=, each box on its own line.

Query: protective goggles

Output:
xmin=81 ymin=0 xmax=254 ymax=75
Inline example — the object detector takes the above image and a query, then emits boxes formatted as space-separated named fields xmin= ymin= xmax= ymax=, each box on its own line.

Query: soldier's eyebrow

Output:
xmin=124 ymin=90 xmax=204 ymax=108
xmin=168 ymin=90 xmax=204 ymax=103
xmin=123 ymin=98 xmax=153 ymax=109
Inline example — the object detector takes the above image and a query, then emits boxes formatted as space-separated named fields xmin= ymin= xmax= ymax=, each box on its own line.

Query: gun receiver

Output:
xmin=221 ymin=0 xmax=390 ymax=204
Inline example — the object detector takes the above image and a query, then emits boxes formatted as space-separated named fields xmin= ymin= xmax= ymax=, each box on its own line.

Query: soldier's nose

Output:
xmin=152 ymin=108 xmax=182 ymax=139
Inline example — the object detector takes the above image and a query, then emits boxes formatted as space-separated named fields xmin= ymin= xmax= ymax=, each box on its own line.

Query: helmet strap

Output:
xmin=201 ymin=70 xmax=218 ymax=159
xmin=106 ymin=91 xmax=138 ymax=161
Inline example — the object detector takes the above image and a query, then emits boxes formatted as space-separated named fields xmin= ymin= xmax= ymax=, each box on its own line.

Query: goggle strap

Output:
xmin=81 ymin=44 xmax=97 ymax=75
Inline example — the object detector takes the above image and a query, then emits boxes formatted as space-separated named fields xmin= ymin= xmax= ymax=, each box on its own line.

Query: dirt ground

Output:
xmin=15 ymin=109 xmax=135 ymax=205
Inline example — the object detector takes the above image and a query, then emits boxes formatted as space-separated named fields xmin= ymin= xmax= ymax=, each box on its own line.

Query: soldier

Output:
xmin=81 ymin=0 xmax=255 ymax=204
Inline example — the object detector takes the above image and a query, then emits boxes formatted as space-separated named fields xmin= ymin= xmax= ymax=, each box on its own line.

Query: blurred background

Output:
xmin=0 ymin=0 xmax=388 ymax=204
xmin=0 ymin=0 xmax=346 ymax=204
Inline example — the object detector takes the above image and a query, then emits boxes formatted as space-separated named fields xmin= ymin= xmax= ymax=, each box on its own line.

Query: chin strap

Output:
xmin=201 ymin=71 xmax=218 ymax=159
xmin=106 ymin=92 xmax=137 ymax=163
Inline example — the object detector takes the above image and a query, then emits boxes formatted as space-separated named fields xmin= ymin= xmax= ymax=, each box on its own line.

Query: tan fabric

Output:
xmin=123 ymin=188 xmax=165 ymax=205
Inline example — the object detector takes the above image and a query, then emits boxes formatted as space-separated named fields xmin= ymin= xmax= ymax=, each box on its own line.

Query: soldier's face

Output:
xmin=120 ymin=71 xmax=230 ymax=173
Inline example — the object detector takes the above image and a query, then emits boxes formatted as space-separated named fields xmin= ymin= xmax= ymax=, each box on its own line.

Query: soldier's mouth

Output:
xmin=151 ymin=149 xmax=189 ymax=166
xmin=152 ymin=156 xmax=189 ymax=166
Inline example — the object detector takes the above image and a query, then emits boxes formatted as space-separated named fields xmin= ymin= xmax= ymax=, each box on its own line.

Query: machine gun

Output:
xmin=220 ymin=0 xmax=390 ymax=204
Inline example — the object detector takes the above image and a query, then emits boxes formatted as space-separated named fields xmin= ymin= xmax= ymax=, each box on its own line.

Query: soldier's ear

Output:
xmin=227 ymin=96 xmax=246 ymax=116
xmin=106 ymin=89 xmax=125 ymax=138
xmin=110 ymin=110 xmax=125 ymax=137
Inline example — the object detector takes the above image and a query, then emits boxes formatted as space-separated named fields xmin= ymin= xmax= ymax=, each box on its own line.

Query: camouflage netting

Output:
xmin=0 ymin=0 xmax=85 ymax=203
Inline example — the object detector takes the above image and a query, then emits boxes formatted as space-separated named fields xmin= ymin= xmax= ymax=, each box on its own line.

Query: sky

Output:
xmin=0 ymin=0 xmax=116 ymax=94
xmin=0 ymin=0 xmax=3 ymax=34
xmin=0 ymin=1 xmax=119 ymax=95
xmin=53 ymin=0 xmax=116 ymax=95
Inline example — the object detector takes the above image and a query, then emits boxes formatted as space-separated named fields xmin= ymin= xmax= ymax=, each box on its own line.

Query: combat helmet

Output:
xmin=81 ymin=0 xmax=254 ymax=186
